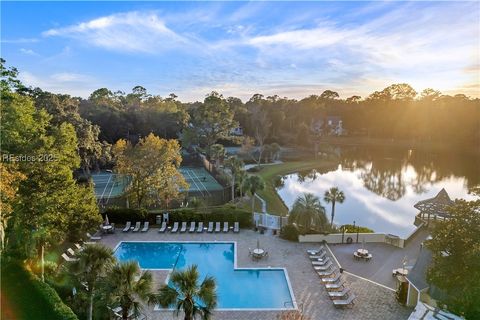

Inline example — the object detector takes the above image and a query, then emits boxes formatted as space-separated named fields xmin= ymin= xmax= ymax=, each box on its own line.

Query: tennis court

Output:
xmin=179 ymin=167 xmax=224 ymax=197
xmin=92 ymin=172 xmax=129 ymax=204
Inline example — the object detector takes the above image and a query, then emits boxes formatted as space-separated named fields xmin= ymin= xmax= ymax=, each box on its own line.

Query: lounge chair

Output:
xmin=122 ymin=221 xmax=131 ymax=232
xmin=61 ymin=253 xmax=78 ymax=262
xmin=141 ymin=222 xmax=149 ymax=232
xmin=317 ymin=268 xmax=337 ymax=277
xmin=332 ymin=294 xmax=356 ymax=308
xmin=180 ymin=222 xmax=187 ymax=233
xmin=197 ymin=222 xmax=204 ymax=233
xmin=171 ymin=222 xmax=179 ymax=233
xmin=207 ymin=222 xmax=214 ymax=233
xmin=307 ymin=246 xmax=325 ymax=255
xmin=132 ymin=222 xmax=141 ymax=232
xmin=322 ymin=273 xmax=341 ymax=283
xmin=314 ymin=261 xmax=333 ymax=271
xmin=189 ymin=222 xmax=196 ymax=233
xmin=86 ymin=232 xmax=101 ymax=241
xmin=67 ymin=248 xmax=76 ymax=256
xmin=325 ymin=281 xmax=345 ymax=291
xmin=312 ymin=257 xmax=331 ymax=266
xmin=233 ymin=222 xmax=239 ymax=233
xmin=158 ymin=222 xmax=167 ymax=233
xmin=215 ymin=222 xmax=221 ymax=232
xmin=328 ymin=288 xmax=350 ymax=299
xmin=309 ymin=251 xmax=327 ymax=260
xmin=74 ymin=243 xmax=82 ymax=250
xmin=223 ymin=222 xmax=229 ymax=233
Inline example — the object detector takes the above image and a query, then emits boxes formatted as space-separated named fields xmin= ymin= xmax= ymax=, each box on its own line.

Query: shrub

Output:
xmin=103 ymin=207 xmax=148 ymax=223
xmin=280 ymin=224 xmax=300 ymax=242
xmin=31 ymin=279 xmax=79 ymax=320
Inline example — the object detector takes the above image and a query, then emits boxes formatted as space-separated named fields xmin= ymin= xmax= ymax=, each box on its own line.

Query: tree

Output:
xmin=70 ymin=244 xmax=116 ymax=320
xmin=113 ymin=134 xmax=188 ymax=208
xmin=320 ymin=90 xmax=340 ymax=100
xmin=208 ymin=144 xmax=225 ymax=168
xmin=296 ymin=123 xmax=310 ymax=146
xmin=223 ymin=156 xmax=245 ymax=201
xmin=250 ymin=108 xmax=271 ymax=165
xmin=187 ymin=91 xmax=237 ymax=149
xmin=288 ymin=193 xmax=328 ymax=233
xmin=244 ymin=175 xmax=265 ymax=213
xmin=157 ymin=265 xmax=217 ymax=320
xmin=324 ymin=187 xmax=346 ymax=228
xmin=105 ymin=261 xmax=156 ymax=320
xmin=426 ymin=198 xmax=480 ymax=319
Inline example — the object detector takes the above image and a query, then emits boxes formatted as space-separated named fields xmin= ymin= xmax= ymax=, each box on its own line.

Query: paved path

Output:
xmin=99 ymin=228 xmax=412 ymax=320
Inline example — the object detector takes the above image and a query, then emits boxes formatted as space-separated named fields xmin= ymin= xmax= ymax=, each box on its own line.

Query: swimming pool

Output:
xmin=114 ymin=241 xmax=296 ymax=310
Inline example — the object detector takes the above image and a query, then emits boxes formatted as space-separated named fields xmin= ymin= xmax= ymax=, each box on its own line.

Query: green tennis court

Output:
xmin=92 ymin=167 xmax=223 ymax=201
xmin=179 ymin=167 xmax=224 ymax=197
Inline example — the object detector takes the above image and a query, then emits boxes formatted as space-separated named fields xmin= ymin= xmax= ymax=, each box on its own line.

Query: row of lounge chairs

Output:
xmin=307 ymin=246 xmax=357 ymax=308
xmin=122 ymin=221 xmax=150 ymax=232
xmin=158 ymin=221 xmax=240 ymax=233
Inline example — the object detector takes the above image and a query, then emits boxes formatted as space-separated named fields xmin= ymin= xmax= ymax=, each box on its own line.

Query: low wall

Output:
xmin=299 ymin=232 xmax=405 ymax=248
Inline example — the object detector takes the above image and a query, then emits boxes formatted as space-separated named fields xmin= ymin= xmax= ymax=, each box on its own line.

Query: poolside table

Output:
xmin=357 ymin=249 xmax=368 ymax=256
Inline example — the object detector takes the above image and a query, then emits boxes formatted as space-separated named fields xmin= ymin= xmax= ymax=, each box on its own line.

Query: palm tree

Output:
xmin=105 ymin=261 xmax=156 ymax=320
xmin=157 ymin=265 xmax=217 ymax=320
xmin=223 ymin=156 xmax=245 ymax=201
xmin=288 ymin=193 xmax=327 ymax=233
xmin=70 ymin=244 xmax=116 ymax=320
xmin=244 ymin=175 xmax=265 ymax=213
xmin=324 ymin=187 xmax=346 ymax=228
xmin=236 ymin=170 xmax=247 ymax=198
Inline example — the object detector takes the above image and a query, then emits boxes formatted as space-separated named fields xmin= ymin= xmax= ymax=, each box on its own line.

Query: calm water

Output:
xmin=277 ymin=147 xmax=479 ymax=237
xmin=115 ymin=242 xmax=294 ymax=309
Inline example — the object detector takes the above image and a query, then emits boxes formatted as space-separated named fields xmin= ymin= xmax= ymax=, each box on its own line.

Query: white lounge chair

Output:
xmin=322 ymin=274 xmax=341 ymax=283
xmin=233 ymin=222 xmax=239 ymax=233
xmin=171 ymin=222 xmax=179 ymax=233
xmin=158 ymin=222 xmax=167 ymax=233
xmin=132 ymin=222 xmax=141 ymax=232
xmin=307 ymin=246 xmax=325 ymax=255
xmin=314 ymin=261 xmax=333 ymax=271
xmin=333 ymin=294 xmax=356 ymax=308
xmin=123 ymin=221 xmax=131 ymax=232
xmin=189 ymin=222 xmax=196 ymax=233
xmin=309 ymin=252 xmax=327 ymax=260
xmin=196 ymin=222 xmax=204 ymax=233
xmin=141 ymin=222 xmax=149 ymax=232
xmin=325 ymin=281 xmax=345 ymax=291
xmin=74 ymin=243 xmax=82 ymax=250
xmin=223 ymin=222 xmax=229 ymax=233
xmin=328 ymin=288 xmax=350 ymax=299
xmin=67 ymin=248 xmax=76 ymax=256
xmin=215 ymin=222 xmax=221 ymax=233
xmin=62 ymin=253 xmax=78 ymax=262
xmin=86 ymin=232 xmax=101 ymax=241
xmin=207 ymin=222 xmax=214 ymax=233
xmin=312 ymin=257 xmax=331 ymax=266
xmin=317 ymin=268 xmax=337 ymax=277
xmin=180 ymin=222 xmax=187 ymax=233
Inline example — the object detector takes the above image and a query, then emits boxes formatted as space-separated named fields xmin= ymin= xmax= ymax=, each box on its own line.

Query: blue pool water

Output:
xmin=114 ymin=242 xmax=294 ymax=309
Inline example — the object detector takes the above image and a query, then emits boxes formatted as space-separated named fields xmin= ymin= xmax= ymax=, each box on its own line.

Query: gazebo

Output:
xmin=414 ymin=188 xmax=454 ymax=225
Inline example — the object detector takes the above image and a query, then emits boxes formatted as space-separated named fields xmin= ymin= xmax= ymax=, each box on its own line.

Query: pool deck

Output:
xmin=99 ymin=228 xmax=412 ymax=320
xmin=329 ymin=227 xmax=430 ymax=289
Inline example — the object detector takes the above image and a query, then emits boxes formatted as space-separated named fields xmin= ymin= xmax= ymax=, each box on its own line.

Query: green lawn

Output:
xmin=251 ymin=159 xmax=338 ymax=216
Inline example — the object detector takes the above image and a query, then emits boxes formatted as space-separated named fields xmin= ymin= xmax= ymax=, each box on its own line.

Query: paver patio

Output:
xmin=99 ymin=228 xmax=412 ymax=320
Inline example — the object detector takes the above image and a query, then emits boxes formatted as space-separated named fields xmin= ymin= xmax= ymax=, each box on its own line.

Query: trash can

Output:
xmin=156 ymin=215 xmax=162 ymax=225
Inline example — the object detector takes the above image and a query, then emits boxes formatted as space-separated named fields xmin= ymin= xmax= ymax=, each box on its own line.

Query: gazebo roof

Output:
xmin=414 ymin=188 xmax=454 ymax=218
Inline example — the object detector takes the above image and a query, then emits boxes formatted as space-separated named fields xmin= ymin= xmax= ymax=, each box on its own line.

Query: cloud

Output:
xmin=1 ymin=38 xmax=39 ymax=44
xmin=19 ymin=71 xmax=98 ymax=97
xmin=42 ymin=11 xmax=189 ymax=53
xmin=19 ymin=48 xmax=39 ymax=56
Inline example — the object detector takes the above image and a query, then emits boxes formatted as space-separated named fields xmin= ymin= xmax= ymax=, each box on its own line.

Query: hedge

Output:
xmin=1 ymin=261 xmax=78 ymax=320
xmin=104 ymin=205 xmax=253 ymax=228
xmin=280 ymin=224 xmax=300 ymax=242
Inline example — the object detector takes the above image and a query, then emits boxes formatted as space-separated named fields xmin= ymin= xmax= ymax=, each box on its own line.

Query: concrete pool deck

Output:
xmin=99 ymin=228 xmax=412 ymax=320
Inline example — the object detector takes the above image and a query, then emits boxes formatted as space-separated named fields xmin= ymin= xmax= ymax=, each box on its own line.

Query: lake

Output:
xmin=276 ymin=146 xmax=479 ymax=238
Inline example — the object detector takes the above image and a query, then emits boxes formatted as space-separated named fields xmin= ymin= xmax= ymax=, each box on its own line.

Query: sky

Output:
xmin=1 ymin=1 xmax=479 ymax=101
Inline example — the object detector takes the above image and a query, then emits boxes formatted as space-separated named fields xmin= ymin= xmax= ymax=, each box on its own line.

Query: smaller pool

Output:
xmin=114 ymin=242 xmax=296 ymax=309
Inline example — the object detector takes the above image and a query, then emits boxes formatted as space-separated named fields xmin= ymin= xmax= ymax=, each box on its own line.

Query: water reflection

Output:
xmin=277 ymin=146 xmax=479 ymax=237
